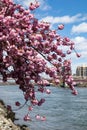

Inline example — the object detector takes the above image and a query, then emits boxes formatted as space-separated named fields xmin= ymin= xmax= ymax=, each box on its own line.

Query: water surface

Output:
xmin=0 ymin=85 xmax=87 ymax=130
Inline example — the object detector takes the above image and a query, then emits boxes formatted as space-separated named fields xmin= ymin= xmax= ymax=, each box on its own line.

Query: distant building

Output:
xmin=76 ymin=65 xmax=87 ymax=77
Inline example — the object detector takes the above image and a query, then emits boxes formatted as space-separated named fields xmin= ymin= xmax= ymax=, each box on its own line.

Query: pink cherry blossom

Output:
xmin=72 ymin=89 xmax=78 ymax=95
xmin=35 ymin=1 xmax=40 ymax=8
xmin=29 ymin=3 xmax=36 ymax=10
xmin=35 ymin=114 xmax=41 ymax=120
xmin=15 ymin=101 xmax=21 ymax=106
xmin=31 ymin=99 xmax=39 ymax=106
xmin=7 ymin=105 xmax=12 ymax=111
xmin=38 ymin=98 xmax=45 ymax=106
xmin=76 ymin=53 xmax=81 ymax=58
xmin=64 ymin=37 xmax=70 ymax=42
xmin=67 ymin=50 xmax=71 ymax=54
xmin=45 ymin=89 xmax=51 ymax=94
xmin=54 ymin=79 xmax=60 ymax=84
xmin=24 ymin=114 xmax=31 ymax=121
xmin=28 ymin=106 xmax=33 ymax=111
xmin=58 ymin=24 xmax=64 ymax=30
xmin=41 ymin=116 xmax=46 ymax=121
xmin=38 ymin=87 xmax=44 ymax=93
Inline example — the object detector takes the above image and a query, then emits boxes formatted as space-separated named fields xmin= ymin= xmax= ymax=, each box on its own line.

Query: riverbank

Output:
xmin=0 ymin=100 xmax=30 ymax=130
xmin=0 ymin=81 xmax=16 ymax=86
xmin=1 ymin=80 xmax=87 ymax=88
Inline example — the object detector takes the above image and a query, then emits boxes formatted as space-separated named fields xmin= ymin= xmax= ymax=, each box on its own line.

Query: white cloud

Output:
xmin=22 ymin=0 xmax=35 ymax=7
xmin=14 ymin=0 xmax=51 ymax=10
xmin=71 ymin=22 xmax=87 ymax=34
xmin=70 ymin=36 xmax=87 ymax=73
xmin=71 ymin=36 xmax=87 ymax=51
xmin=39 ymin=0 xmax=51 ymax=11
xmin=40 ymin=14 xmax=87 ymax=24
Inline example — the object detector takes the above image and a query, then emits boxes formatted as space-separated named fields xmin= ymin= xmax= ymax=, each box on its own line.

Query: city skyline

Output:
xmin=14 ymin=0 xmax=87 ymax=74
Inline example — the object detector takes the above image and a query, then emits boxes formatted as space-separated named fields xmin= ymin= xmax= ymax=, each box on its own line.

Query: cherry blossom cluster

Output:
xmin=0 ymin=0 xmax=80 ymax=121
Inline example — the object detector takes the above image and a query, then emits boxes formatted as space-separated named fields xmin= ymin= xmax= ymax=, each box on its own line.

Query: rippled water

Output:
xmin=0 ymin=85 xmax=87 ymax=130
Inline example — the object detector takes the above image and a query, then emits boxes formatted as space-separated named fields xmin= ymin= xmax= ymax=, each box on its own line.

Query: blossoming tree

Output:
xmin=0 ymin=0 xmax=80 ymax=121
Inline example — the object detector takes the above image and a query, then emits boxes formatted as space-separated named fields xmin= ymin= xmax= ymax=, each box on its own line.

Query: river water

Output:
xmin=0 ymin=85 xmax=87 ymax=130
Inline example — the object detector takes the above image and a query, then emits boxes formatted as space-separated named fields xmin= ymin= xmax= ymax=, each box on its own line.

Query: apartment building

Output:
xmin=76 ymin=65 xmax=87 ymax=77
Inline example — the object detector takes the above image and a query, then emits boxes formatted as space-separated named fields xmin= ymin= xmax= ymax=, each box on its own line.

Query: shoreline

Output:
xmin=0 ymin=81 xmax=87 ymax=88
xmin=0 ymin=100 xmax=30 ymax=130
xmin=0 ymin=81 xmax=16 ymax=86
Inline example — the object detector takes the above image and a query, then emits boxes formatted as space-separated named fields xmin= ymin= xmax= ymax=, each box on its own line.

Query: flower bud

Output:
xmin=58 ymin=24 xmax=64 ymax=30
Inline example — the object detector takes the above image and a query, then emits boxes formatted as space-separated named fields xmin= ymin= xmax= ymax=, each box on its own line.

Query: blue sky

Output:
xmin=14 ymin=0 xmax=87 ymax=74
